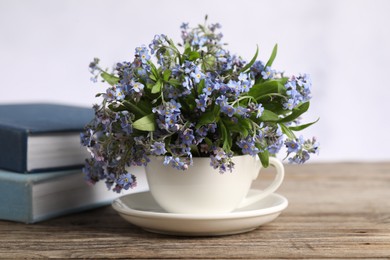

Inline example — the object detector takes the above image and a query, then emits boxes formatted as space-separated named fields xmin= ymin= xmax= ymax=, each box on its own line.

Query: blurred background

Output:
xmin=1 ymin=0 xmax=389 ymax=163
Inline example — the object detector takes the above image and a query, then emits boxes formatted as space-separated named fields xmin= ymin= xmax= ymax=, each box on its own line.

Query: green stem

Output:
xmin=231 ymin=95 xmax=257 ymax=106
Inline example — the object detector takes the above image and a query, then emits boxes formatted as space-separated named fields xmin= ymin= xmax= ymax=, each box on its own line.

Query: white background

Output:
xmin=1 ymin=0 xmax=389 ymax=163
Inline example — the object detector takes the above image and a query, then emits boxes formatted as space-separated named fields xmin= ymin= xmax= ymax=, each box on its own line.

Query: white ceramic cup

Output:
xmin=145 ymin=155 xmax=284 ymax=214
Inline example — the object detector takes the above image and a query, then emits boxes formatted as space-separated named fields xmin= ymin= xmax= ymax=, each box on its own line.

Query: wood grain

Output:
xmin=0 ymin=162 xmax=389 ymax=259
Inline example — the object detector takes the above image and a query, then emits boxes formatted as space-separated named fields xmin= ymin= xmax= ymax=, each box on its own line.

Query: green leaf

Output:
xmin=188 ymin=51 xmax=200 ymax=61
xmin=278 ymin=102 xmax=310 ymax=123
xmin=265 ymin=44 xmax=278 ymax=68
xmin=219 ymin=121 xmax=232 ymax=152
xmin=204 ymin=137 xmax=213 ymax=147
xmin=239 ymin=45 xmax=259 ymax=73
xmin=146 ymin=83 xmax=154 ymax=90
xmin=258 ymin=110 xmax=280 ymax=122
xmin=108 ymin=103 xmax=126 ymax=113
xmin=202 ymin=55 xmax=216 ymax=71
xmin=168 ymin=79 xmax=181 ymax=87
xmin=101 ymin=71 xmax=119 ymax=86
xmin=197 ymin=79 xmax=205 ymax=95
xmin=164 ymin=136 xmax=173 ymax=155
xmin=237 ymin=117 xmax=253 ymax=138
xmin=196 ymin=105 xmax=220 ymax=129
xmin=151 ymin=80 xmax=162 ymax=94
xmin=149 ymin=74 xmax=157 ymax=81
xmin=279 ymin=123 xmax=296 ymax=140
xmin=184 ymin=44 xmax=191 ymax=56
xmin=258 ymin=150 xmax=270 ymax=168
xmin=238 ymin=117 xmax=253 ymax=131
xmin=148 ymin=61 xmax=159 ymax=80
xmin=182 ymin=95 xmax=196 ymax=112
xmin=116 ymin=99 xmax=153 ymax=119
xmin=121 ymin=100 xmax=148 ymax=118
xmin=222 ymin=117 xmax=248 ymax=138
xmin=132 ymin=114 xmax=156 ymax=132
xmin=163 ymin=69 xmax=171 ymax=82
xmin=248 ymin=80 xmax=286 ymax=101
xmin=289 ymin=118 xmax=320 ymax=131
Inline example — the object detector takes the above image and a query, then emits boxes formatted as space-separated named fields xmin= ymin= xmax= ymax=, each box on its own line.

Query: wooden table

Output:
xmin=0 ymin=163 xmax=389 ymax=259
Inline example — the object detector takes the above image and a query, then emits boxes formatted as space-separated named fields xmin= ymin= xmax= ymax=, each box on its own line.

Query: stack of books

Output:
xmin=0 ymin=103 xmax=147 ymax=223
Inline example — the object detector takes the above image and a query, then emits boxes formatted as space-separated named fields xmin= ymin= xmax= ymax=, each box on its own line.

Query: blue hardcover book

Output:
xmin=0 ymin=166 xmax=148 ymax=223
xmin=0 ymin=103 xmax=93 ymax=173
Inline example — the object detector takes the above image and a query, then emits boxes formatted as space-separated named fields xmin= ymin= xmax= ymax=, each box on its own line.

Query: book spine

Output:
xmin=0 ymin=175 xmax=33 ymax=223
xmin=0 ymin=127 xmax=28 ymax=173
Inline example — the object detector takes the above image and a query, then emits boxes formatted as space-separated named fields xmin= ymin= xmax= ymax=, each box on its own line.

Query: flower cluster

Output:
xmin=82 ymin=17 xmax=319 ymax=192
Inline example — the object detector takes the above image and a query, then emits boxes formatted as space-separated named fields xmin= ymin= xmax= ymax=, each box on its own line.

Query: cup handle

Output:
xmin=237 ymin=157 xmax=284 ymax=209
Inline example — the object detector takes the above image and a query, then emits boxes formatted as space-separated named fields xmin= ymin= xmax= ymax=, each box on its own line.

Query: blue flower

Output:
xmin=115 ymin=87 xmax=126 ymax=100
xmin=209 ymin=147 xmax=234 ymax=173
xmin=213 ymin=148 xmax=226 ymax=160
xmin=215 ymin=95 xmax=228 ymax=106
xmin=297 ymin=74 xmax=312 ymax=101
xmin=80 ymin=128 xmax=97 ymax=147
xmin=190 ymin=67 xmax=204 ymax=83
xmin=250 ymin=60 xmax=265 ymax=79
xmin=163 ymin=156 xmax=172 ymax=165
xmin=117 ymin=172 xmax=135 ymax=190
xmin=210 ymin=155 xmax=220 ymax=169
xmin=140 ymin=51 xmax=150 ymax=64
xmin=285 ymin=140 xmax=301 ymax=153
xmin=167 ymin=99 xmax=182 ymax=113
xmin=261 ymin=66 xmax=274 ymax=80
xmin=149 ymin=34 xmax=167 ymax=54
xmin=227 ymin=80 xmax=241 ymax=94
xmin=132 ymin=82 xmax=144 ymax=93
xmin=183 ymin=61 xmax=196 ymax=74
xmin=165 ymin=86 xmax=182 ymax=99
xmin=138 ymin=155 xmax=150 ymax=166
xmin=256 ymin=104 xmax=264 ymax=118
xmin=120 ymin=116 xmax=133 ymax=134
xmin=101 ymin=87 xmax=115 ymax=101
xmin=237 ymin=137 xmax=259 ymax=156
xmin=283 ymin=98 xmax=296 ymax=110
xmin=289 ymin=150 xmax=310 ymax=164
xmin=181 ymin=129 xmax=195 ymax=145
xmin=209 ymin=23 xmax=221 ymax=32
xmin=208 ymin=123 xmax=217 ymax=133
xmin=196 ymin=126 xmax=208 ymax=137
xmin=182 ymin=76 xmax=193 ymax=90
xmin=135 ymin=45 xmax=151 ymax=64
xmin=236 ymin=106 xmax=248 ymax=117
xmin=164 ymin=115 xmax=180 ymax=131
xmin=221 ymin=104 xmax=236 ymax=117
xmin=283 ymin=74 xmax=312 ymax=110
xmin=166 ymin=157 xmax=187 ymax=170
xmin=265 ymin=126 xmax=284 ymax=154
xmin=150 ymin=141 xmax=167 ymax=156
xmin=195 ymin=94 xmax=208 ymax=112
xmin=136 ymin=68 xmax=147 ymax=78
xmin=153 ymin=100 xmax=183 ymax=131
xmin=216 ymin=49 xmax=227 ymax=62
xmin=238 ymin=73 xmax=248 ymax=81
xmin=180 ymin=22 xmax=189 ymax=30
xmin=285 ymin=136 xmax=319 ymax=164
xmin=192 ymin=33 xmax=208 ymax=47
xmin=241 ymin=80 xmax=252 ymax=93
xmin=202 ymin=82 xmax=214 ymax=96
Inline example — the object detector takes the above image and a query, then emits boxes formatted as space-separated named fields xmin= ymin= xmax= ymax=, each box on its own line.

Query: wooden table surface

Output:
xmin=0 ymin=162 xmax=389 ymax=259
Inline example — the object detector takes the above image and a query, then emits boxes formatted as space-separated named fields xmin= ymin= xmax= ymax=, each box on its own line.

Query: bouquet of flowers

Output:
xmin=81 ymin=17 xmax=319 ymax=193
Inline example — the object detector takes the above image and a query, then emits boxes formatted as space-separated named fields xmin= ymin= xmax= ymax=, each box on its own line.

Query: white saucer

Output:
xmin=112 ymin=190 xmax=288 ymax=236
